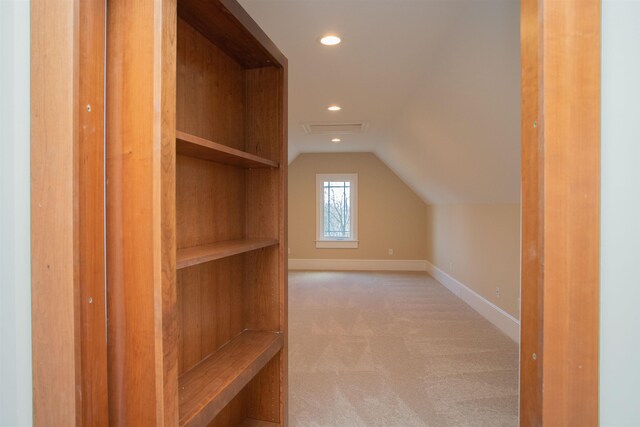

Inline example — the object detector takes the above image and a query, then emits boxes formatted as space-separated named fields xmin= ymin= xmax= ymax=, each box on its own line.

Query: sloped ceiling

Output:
xmin=238 ymin=0 xmax=520 ymax=204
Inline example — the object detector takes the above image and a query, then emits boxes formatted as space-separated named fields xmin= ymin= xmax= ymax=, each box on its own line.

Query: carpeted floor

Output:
xmin=288 ymin=271 xmax=519 ymax=427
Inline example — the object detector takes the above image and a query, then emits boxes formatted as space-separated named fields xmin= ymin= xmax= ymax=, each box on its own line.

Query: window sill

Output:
xmin=315 ymin=240 xmax=359 ymax=249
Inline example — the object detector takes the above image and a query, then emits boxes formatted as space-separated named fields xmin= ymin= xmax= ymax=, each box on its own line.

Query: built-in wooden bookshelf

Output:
xmin=176 ymin=131 xmax=279 ymax=169
xmin=107 ymin=0 xmax=288 ymax=425
xmin=177 ymin=239 xmax=279 ymax=270
xmin=179 ymin=331 xmax=284 ymax=427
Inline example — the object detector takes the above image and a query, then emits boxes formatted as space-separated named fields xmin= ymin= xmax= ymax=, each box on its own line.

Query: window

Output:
xmin=316 ymin=173 xmax=358 ymax=248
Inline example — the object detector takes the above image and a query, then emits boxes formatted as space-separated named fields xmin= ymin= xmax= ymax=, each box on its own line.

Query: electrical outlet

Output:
xmin=495 ymin=287 xmax=501 ymax=298
xmin=288 ymin=247 xmax=291 ymax=255
xmin=388 ymin=248 xmax=394 ymax=256
xmin=449 ymin=262 xmax=453 ymax=272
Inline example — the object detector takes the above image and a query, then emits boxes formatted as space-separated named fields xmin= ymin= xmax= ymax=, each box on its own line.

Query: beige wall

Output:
xmin=289 ymin=153 xmax=427 ymax=260
xmin=288 ymin=153 xmax=519 ymax=318
xmin=426 ymin=204 xmax=520 ymax=319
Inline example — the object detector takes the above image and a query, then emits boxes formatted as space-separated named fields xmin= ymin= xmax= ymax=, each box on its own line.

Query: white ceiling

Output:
xmin=239 ymin=0 xmax=521 ymax=204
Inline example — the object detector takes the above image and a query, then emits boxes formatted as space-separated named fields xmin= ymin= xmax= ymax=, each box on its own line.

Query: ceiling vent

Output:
xmin=302 ymin=122 xmax=369 ymax=135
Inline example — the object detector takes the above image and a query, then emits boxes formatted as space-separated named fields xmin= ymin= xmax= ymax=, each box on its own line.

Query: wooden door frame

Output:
xmin=519 ymin=0 xmax=601 ymax=425
xmin=30 ymin=0 xmax=600 ymax=425
xmin=31 ymin=0 xmax=109 ymax=424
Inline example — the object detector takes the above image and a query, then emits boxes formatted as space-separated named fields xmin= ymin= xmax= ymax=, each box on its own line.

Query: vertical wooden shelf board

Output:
xmin=106 ymin=0 xmax=178 ymax=424
xmin=279 ymin=63 xmax=289 ymax=427
xmin=243 ymin=63 xmax=288 ymax=425
xmin=161 ymin=0 xmax=180 ymax=424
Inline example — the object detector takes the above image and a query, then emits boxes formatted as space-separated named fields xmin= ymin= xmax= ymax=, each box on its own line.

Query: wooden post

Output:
xmin=520 ymin=0 xmax=601 ymax=425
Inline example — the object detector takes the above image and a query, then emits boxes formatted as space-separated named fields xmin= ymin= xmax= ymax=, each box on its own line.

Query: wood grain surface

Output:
xmin=176 ymin=154 xmax=246 ymax=249
xmin=540 ymin=0 xmax=601 ymax=424
xmin=179 ymin=331 xmax=284 ymax=427
xmin=177 ymin=131 xmax=278 ymax=168
xmin=177 ymin=238 xmax=278 ymax=269
xmin=78 ymin=0 xmax=109 ymax=424
xmin=520 ymin=0 xmax=601 ymax=425
xmin=106 ymin=0 xmax=178 ymax=424
xmin=31 ymin=0 xmax=82 ymax=424
xmin=178 ymin=0 xmax=285 ymax=68
xmin=519 ymin=0 xmax=543 ymax=423
xmin=177 ymin=19 xmax=245 ymax=151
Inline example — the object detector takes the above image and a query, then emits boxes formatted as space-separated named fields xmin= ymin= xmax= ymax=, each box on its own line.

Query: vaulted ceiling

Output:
xmin=239 ymin=0 xmax=520 ymax=204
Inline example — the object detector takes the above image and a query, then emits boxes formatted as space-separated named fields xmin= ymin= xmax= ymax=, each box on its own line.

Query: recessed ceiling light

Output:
xmin=320 ymin=35 xmax=341 ymax=46
xmin=328 ymin=105 xmax=341 ymax=111
xmin=331 ymin=138 xmax=341 ymax=143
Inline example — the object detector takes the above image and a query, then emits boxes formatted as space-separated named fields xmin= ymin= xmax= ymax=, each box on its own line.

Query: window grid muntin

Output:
xmin=323 ymin=181 xmax=351 ymax=239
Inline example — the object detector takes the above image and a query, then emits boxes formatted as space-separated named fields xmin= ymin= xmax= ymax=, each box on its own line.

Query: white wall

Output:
xmin=380 ymin=0 xmax=521 ymax=204
xmin=0 ymin=1 xmax=33 ymax=426
xmin=600 ymin=1 xmax=640 ymax=425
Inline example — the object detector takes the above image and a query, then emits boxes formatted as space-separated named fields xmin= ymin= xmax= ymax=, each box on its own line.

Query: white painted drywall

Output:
xmin=600 ymin=1 xmax=640 ymax=425
xmin=0 ymin=1 xmax=33 ymax=426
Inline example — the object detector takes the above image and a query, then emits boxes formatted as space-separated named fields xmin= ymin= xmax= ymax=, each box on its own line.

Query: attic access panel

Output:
xmin=302 ymin=122 xmax=370 ymax=135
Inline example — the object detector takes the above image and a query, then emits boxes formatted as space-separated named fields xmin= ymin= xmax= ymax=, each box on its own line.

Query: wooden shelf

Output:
xmin=177 ymin=131 xmax=278 ymax=168
xmin=177 ymin=238 xmax=278 ymax=270
xmin=178 ymin=0 xmax=286 ymax=69
xmin=179 ymin=331 xmax=284 ymax=427
xmin=240 ymin=419 xmax=280 ymax=427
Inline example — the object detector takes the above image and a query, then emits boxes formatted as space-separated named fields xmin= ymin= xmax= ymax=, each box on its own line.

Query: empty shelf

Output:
xmin=177 ymin=238 xmax=278 ymax=269
xmin=179 ymin=330 xmax=284 ymax=427
xmin=177 ymin=131 xmax=278 ymax=168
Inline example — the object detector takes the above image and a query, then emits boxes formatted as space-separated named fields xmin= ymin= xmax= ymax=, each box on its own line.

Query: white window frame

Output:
xmin=315 ymin=173 xmax=358 ymax=249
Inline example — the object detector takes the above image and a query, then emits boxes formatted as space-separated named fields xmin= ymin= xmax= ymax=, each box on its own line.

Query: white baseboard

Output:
xmin=288 ymin=258 xmax=428 ymax=272
xmin=425 ymin=261 xmax=520 ymax=343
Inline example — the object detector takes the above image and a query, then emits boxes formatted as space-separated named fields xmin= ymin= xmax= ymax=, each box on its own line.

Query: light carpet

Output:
xmin=288 ymin=271 xmax=519 ymax=427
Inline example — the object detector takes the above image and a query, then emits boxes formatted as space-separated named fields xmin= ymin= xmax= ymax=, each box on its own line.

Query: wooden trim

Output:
xmin=78 ymin=0 xmax=109 ymax=424
xmin=160 ymin=0 xmax=180 ymax=424
xmin=540 ymin=0 xmax=601 ymax=423
xmin=520 ymin=0 xmax=601 ymax=425
xmin=519 ymin=0 xmax=543 ymax=423
xmin=31 ymin=0 xmax=109 ymax=424
xmin=279 ymin=62 xmax=289 ymax=427
xmin=106 ymin=0 xmax=178 ymax=424
xmin=31 ymin=0 xmax=81 ymax=423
